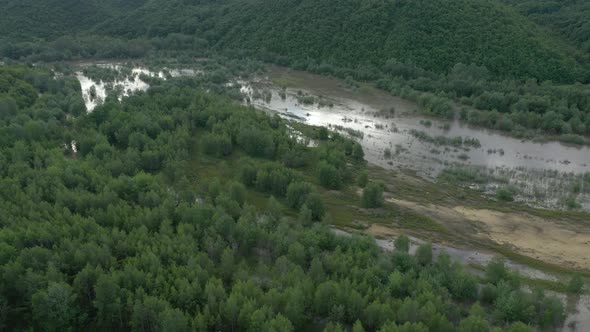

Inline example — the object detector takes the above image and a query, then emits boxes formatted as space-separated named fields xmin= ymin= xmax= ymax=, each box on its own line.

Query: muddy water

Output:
xmin=550 ymin=292 xmax=590 ymax=332
xmin=241 ymin=67 xmax=590 ymax=210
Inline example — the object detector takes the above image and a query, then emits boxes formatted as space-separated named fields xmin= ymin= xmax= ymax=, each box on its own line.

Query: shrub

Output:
xmin=305 ymin=193 xmax=325 ymax=221
xmin=394 ymin=235 xmax=410 ymax=253
xmin=361 ymin=182 xmax=384 ymax=208
xmin=318 ymin=161 xmax=342 ymax=189
xmin=567 ymin=275 xmax=584 ymax=294
xmin=286 ymin=182 xmax=314 ymax=209
xmin=496 ymin=187 xmax=514 ymax=202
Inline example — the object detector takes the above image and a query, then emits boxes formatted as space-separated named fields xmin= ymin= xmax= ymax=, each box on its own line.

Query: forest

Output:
xmin=1 ymin=0 xmax=589 ymax=330
xmin=1 ymin=0 xmax=590 ymax=143
xmin=0 ymin=63 xmax=573 ymax=331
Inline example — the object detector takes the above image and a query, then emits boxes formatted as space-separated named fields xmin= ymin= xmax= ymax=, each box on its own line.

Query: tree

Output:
xmin=299 ymin=204 xmax=313 ymax=225
xmin=352 ymin=143 xmax=364 ymax=161
xmin=415 ymin=243 xmax=432 ymax=266
xmin=266 ymin=196 xmax=282 ymax=222
xmin=32 ymin=282 xmax=78 ymax=332
xmin=94 ymin=274 xmax=123 ymax=329
xmin=305 ymin=192 xmax=326 ymax=221
xmin=229 ymin=181 xmax=247 ymax=207
xmin=160 ymin=308 xmax=189 ymax=332
xmin=318 ymin=161 xmax=341 ymax=189
xmin=286 ymin=181 xmax=313 ymax=209
xmin=356 ymin=171 xmax=368 ymax=188
xmin=458 ymin=315 xmax=490 ymax=332
xmin=394 ymin=234 xmax=410 ymax=253
xmin=352 ymin=319 xmax=366 ymax=332
xmin=361 ymin=182 xmax=384 ymax=208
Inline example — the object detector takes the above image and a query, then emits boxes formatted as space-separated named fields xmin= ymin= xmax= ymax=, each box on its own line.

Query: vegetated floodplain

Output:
xmin=241 ymin=66 xmax=590 ymax=211
xmin=2 ymin=0 xmax=590 ymax=330
xmin=3 ymin=61 xmax=583 ymax=332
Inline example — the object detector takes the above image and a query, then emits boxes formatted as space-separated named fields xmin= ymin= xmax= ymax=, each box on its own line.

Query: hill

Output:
xmin=1 ymin=0 xmax=587 ymax=82
xmin=0 ymin=0 xmax=145 ymax=41
xmin=501 ymin=0 xmax=590 ymax=53
xmin=96 ymin=0 xmax=587 ymax=82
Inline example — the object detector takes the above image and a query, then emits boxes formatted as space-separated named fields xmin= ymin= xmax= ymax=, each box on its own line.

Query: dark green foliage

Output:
xmin=201 ymin=132 xmax=232 ymax=157
xmin=286 ymin=181 xmax=314 ymax=209
xmin=0 ymin=65 xmax=567 ymax=332
xmin=318 ymin=161 xmax=342 ymax=189
xmin=356 ymin=171 xmax=368 ymax=188
xmin=458 ymin=315 xmax=490 ymax=332
xmin=237 ymin=126 xmax=275 ymax=158
xmin=361 ymin=182 xmax=384 ymax=208
xmin=415 ymin=243 xmax=433 ymax=266
xmin=394 ymin=235 xmax=410 ymax=253
xmin=305 ymin=192 xmax=326 ymax=221
xmin=502 ymin=0 xmax=590 ymax=53
xmin=496 ymin=187 xmax=515 ymax=202
xmin=204 ymin=0 xmax=584 ymax=82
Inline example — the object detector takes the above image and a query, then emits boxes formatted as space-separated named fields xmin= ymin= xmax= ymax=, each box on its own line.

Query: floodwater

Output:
xmin=241 ymin=67 xmax=590 ymax=210
xmin=75 ymin=63 xmax=199 ymax=111
xmin=72 ymin=63 xmax=590 ymax=208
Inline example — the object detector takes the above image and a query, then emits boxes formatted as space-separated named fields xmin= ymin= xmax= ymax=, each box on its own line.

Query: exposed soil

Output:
xmin=388 ymin=198 xmax=590 ymax=271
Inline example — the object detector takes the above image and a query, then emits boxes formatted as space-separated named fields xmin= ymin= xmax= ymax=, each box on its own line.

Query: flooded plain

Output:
xmin=73 ymin=63 xmax=590 ymax=210
xmin=242 ymin=67 xmax=590 ymax=210
xmin=76 ymin=63 xmax=199 ymax=111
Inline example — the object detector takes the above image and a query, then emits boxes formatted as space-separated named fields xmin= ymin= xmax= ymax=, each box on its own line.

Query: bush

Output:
xmin=415 ymin=243 xmax=432 ymax=266
xmin=496 ymin=187 xmax=514 ymax=202
xmin=237 ymin=127 xmax=275 ymax=158
xmin=239 ymin=161 xmax=258 ymax=187
xmin=356 ymin=171 xmax=368 ymax=188
xmin=305 ymin=193 xmax=325 ymax=221
xmin=394 ymin=235 xmax=410 ymax=253
xmin=567 ymin=275 xmax=584 ymax=294
xmin=286 ymin=182 xmax=314 ymax=209
xmin=318 ymin=161 xmax=342 ymax=189
xmin=361 ymin=182 xmax=384 ymax=208
xmin=201 ymin=133 xmax=232 ymax=157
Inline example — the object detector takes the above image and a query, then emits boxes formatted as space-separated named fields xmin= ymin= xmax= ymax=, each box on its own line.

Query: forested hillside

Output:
xmin=0 ymin=0 xmax=145 ymax=40
xmin=502 ymin=0 xmax=590 ymax=53
xmin=1 ymin=0 xmax=587 ymax=82
xmin=205 ymin=0 xmax=584 ymax=82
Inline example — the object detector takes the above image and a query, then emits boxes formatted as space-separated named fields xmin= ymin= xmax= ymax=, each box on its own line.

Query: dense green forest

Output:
xmin=0 ymin=0 xmax=145 ymax=40
xmin=0 ymin=65 xmax=569 ymax=331
xmin=1 ymin=0 xmax=590 ymax=142
xmin=1 ymin=1 xmax=589 ymax=330
xmin=501 ymin=0 xmax=590 ymax=53
xmin=1 ymin=0 xmax=587 ymax=82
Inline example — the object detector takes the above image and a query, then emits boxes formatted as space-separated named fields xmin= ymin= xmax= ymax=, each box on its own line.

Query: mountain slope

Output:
xmin=209 ymin=0 xmax=583 ymax=81
xmin=0 ymin=0 xmax=145 ymax=40
xmin=501 ymin=0 xmax=590 ymax=53
xmin=1 ymin=0 xmax=587 ymax=82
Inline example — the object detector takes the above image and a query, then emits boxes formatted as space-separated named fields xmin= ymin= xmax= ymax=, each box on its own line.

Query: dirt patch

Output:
xmin=366 ymin=224 xmax=401 ymax=238
xmin=387 ymin=198 xmax=590 ymax=270
xmin=454 ymin=207 xmax=590 ymax=271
